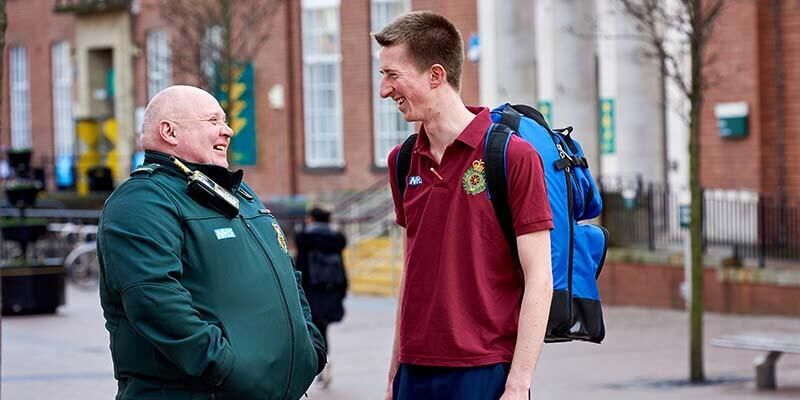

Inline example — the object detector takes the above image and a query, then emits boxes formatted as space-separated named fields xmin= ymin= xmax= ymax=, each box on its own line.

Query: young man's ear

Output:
xmin=159 ymin=120 xmax=178 ymax=145
xmin=429 ymin=64 xmax=446 ymax=89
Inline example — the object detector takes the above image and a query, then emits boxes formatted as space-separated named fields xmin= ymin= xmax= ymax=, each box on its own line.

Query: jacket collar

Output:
xmin=143 ymin=150 xmax=244 ymax=191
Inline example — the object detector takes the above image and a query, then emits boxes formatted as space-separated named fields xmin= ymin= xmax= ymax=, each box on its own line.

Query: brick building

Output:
xmin=2 ymin=0 xmax=479 ymax=199
xmin=2 ymin=0 xmax=799 ymax=200
xmin=701 ymin=0 xmax=800 ymax=197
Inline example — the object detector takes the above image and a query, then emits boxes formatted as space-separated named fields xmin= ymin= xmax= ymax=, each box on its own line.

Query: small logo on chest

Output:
xmin=462 ymin=159 xmax=487 ymax=195
xmin=272 ymin=222 xmax=289 ymax=254
xmin=214 ymin=228 xmax=237 ymax=240
xmin=408 ymin=176 xmax=423 ymax=186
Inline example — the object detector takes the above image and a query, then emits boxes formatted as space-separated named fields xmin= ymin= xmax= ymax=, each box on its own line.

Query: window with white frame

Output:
xmin=201 ymin=25 xmax=223 ymax=87
xmin=147 ymin=30 xmax=172 ymax=100
xmin=371 ymin=0 xmax=412 ymax=167
xmin=302 ymin=0 xmax=343 ymax=168
xmin=51 ymin=41 xmax=74 ymax=159
xmin=10 ymin=46 xmax=31 ymax=149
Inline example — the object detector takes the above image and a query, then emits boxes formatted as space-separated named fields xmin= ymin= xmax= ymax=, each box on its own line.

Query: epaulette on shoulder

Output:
xmin=130 ymin=163 xmax=160 ymax=177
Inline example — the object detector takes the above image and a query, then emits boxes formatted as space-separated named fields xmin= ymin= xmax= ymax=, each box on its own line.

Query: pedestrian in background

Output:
xmin=295 ymin=206 xmax=348 ymax=388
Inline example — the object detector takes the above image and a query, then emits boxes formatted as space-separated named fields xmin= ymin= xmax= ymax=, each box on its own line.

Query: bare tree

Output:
xmin=616 ymin=0 xmax=725 ymax=383
xmin=156 ymin=0 xmax=283 ymax=115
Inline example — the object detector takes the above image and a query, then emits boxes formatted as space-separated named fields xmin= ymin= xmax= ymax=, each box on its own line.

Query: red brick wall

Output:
xmin=294 ymin=0 xmax=383 ymax=196
xmin=758 ymin=1 xmax=800 ymax=196
xmin=3 ymin=0 xmax=74 ymax=161
xmin=784 ymin=2 xmax=800 ymax=197
xmin=599 ymin=262 xmax=800 ymax=316
xmin=702 ymin=1 xmax=800 ymax=196
xmin=244 ymin=0 xmax=294 ymax=198
xmin=411 ymin=0 xmax=479 ymax=105
xmin=700 ymin=0 xmax=762 ymax=191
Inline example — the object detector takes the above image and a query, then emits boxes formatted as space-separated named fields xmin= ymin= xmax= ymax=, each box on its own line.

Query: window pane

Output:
xmin=302 ymin=3 xmax=343 ymax=167
xmin=51 ymin=41 xmax=74 ymax=157
xmin=10 ymin=46 xmax=31 ymax=149
xmin=371 ymin=0 xmax=412 ymax=167
xmin=147 ymin=30 xmax=172 ymax=100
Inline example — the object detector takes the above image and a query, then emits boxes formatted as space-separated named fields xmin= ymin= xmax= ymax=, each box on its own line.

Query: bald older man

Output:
xmin=97 ymin=85 xmax=326 ymax=400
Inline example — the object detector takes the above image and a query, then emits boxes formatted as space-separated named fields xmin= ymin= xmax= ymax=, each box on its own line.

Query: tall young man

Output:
xmin=376 ymin=11 xmax=554 ymax=400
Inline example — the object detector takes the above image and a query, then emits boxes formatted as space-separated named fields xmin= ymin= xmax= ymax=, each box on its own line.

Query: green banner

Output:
xmin=536 ymin=100 xmax=552 ymax=126
xmin=216 ymin=62 xmax=257 ymax=166
xmin=600 ymin=98 xmax=615 ymax=154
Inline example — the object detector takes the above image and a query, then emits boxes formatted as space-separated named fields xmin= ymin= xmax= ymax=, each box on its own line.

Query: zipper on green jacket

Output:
xmin=238 ymin=214 xmax=297 ymax=400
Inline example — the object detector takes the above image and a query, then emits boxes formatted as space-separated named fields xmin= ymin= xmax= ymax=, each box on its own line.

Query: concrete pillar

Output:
xmin=536 ymin=0 xmax=600 ymax=171
xmin=665 ymin=0 xmax=690 ymax=191
xmin=478 ymin=0 xmax=536 ymax=107
xmin=596 ymin=0 xmax=664 ymax=186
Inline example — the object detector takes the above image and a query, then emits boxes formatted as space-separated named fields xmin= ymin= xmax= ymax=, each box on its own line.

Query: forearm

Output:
xmin=505 ymin=275 xmax=552 ymax=391
xmin=387 ymin=274 xmax=404 ymax=385
xmin=506 ymin=230 xmax=553 ymax=393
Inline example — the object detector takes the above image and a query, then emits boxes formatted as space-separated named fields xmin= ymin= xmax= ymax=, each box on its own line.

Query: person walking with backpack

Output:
xmin=294 ymin=207 xmax=348 ymax=388
xmin=375 ymin=11 xmax=554 ymax=400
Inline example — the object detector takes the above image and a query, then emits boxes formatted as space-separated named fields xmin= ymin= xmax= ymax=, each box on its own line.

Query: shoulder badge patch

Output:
xmin=272 ymin=221 xmax=289 ymax=254
xmin=462 ymin=159 xmax=487 ymax=195
xmin=130 ymin=163 xmax=159 ymax=177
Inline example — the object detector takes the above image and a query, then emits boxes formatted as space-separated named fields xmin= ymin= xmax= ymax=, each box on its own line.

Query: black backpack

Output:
xmin=307 ymin=250 xmax=347 ymax=290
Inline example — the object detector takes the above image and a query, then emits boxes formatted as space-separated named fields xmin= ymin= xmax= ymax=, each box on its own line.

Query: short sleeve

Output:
xmin=505 ymin=137 xmax=554 ymax=236
xmin=386 ymin=145 xmax=406 ymax=227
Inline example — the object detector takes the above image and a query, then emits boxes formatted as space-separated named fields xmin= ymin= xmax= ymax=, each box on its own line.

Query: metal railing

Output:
xmin=601 ymin=181 xmax=800 ymax=267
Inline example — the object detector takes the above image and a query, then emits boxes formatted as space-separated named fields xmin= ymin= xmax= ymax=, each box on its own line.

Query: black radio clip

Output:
xmin=171 ymin=157 xmax=240 ymax=219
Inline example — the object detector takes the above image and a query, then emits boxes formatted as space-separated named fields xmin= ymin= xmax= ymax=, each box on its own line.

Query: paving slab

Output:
xmin=3 ymin=287 xmax=799 ymax=399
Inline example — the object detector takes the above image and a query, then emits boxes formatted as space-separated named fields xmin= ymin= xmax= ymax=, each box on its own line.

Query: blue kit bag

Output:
xmin=487 ymin=104 xmax=607 ymax=343
xmin=395 ymin=104 xmax=608 ymax=343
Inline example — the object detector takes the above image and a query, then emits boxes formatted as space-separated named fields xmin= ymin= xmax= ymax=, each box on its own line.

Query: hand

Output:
xmin=384 ymin=384 xmax=393 ymax=400
xmin=499 ymin=386 xmax=529 ymax=400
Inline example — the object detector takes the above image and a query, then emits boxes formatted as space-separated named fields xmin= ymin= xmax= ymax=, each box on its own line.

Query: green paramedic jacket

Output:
xmin=97 ymin=151 xmax=325 ymax=400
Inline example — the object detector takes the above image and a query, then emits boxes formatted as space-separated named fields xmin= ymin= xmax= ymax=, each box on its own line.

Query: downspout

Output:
xmin=286 ymin=0 xmax=298 ymax=195
xmin=773 ymin=0 xmax=785 ymax=200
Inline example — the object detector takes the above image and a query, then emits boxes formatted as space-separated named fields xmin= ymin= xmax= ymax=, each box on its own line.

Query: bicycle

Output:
xmin=63 ymin=240 xmax=99 ymax=290
xmin=54 ymin=223 xmax=100 ymax=290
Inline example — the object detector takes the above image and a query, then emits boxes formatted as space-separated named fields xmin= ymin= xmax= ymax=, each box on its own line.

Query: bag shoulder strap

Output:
xmin=396 ymin=134 xmax=418 ymax=198
xmin=484 ymin=123 xmax=519 ymax=263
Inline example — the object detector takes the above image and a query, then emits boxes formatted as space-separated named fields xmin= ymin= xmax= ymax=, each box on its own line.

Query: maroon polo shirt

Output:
xmin=387 ymin=106 xmax=553 ymax=367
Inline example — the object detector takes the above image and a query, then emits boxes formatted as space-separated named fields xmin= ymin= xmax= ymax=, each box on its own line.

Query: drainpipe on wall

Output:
xmin=774 ymin=0 xmax=785 ymax=199
xmin=286 ymin=0 xmax=298 ymax=195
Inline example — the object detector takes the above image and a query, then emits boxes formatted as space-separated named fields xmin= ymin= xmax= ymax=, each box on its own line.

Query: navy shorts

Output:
xmin=392 ymin=363 xmax=524 ymax=400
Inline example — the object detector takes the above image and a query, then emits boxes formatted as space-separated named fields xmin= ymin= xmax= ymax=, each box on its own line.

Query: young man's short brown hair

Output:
xmin=373 ymin=10 xmax=464 ymax=91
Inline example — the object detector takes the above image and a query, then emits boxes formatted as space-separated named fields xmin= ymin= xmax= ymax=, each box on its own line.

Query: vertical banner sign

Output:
xmin=536 ymin=100 xmax=552 ymax=127
xmin=600 ymin=98 xmax=615 ymax=154
xmin=217 ymin=62 xmax=257 ymax=166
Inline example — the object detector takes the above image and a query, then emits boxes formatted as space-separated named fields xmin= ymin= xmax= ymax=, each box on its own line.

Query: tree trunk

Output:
xmin=221 ymin=0 xmax=234 ymax=119
xmin=0 ymin=0 xmax=7 ymax=387
xmin=688 ymin=0 xmax=705 ymax=384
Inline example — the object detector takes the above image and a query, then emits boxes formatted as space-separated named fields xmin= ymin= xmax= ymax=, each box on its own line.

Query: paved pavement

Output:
xmin=2 ymin=286 xmax=800 ymax=399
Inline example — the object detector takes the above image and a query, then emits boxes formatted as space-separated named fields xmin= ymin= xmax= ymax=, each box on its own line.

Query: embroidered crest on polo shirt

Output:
xmin=272 ymin=221 xmax=289 ymax=253
xmin=462 ymin=159 xmax=487 ymax=195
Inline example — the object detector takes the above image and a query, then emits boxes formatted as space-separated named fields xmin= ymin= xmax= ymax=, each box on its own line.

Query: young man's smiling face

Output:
xmin=379 ymin=43 xmax=433 ymax=123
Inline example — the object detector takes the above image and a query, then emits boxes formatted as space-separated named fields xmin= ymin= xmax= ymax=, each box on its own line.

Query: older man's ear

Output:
xmin=159 ymin=121 xmax=179 ymax=144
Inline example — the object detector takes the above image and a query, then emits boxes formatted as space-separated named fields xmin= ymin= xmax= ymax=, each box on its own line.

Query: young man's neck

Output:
xmin=421 ymin=92 xmax=476 ymax=160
